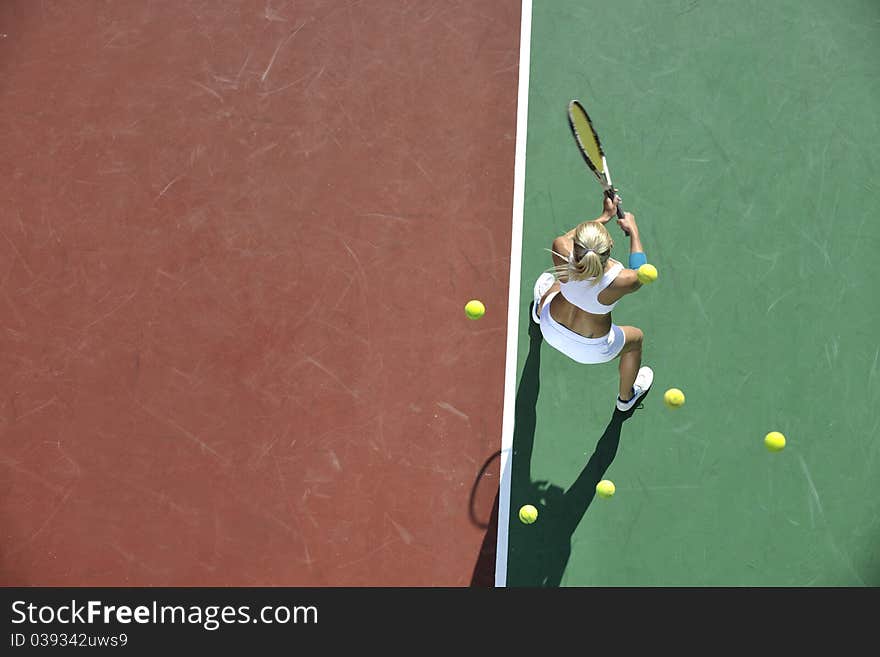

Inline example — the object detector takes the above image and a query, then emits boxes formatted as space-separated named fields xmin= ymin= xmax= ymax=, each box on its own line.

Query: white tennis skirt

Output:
xmin=539 ymin=292 xmax=626 ymax=364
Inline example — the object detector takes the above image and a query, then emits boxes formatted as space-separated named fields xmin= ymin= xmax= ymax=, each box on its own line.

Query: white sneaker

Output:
xmin=531 ymin=273 xmax=555 ymax=324
xmin=616 ymin=366 xmax=654 ymax=412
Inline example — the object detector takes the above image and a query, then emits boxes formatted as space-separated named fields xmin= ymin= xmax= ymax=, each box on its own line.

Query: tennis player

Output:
xmin=531 ymin=194 xmax=653 ymax=412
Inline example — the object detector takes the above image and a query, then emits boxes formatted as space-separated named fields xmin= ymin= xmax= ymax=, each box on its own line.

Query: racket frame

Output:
xmin=567 ymin=99 xmax=624 ymax=219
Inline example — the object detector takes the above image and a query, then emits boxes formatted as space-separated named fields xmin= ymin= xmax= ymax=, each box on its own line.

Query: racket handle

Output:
xmin=605 ymin=189 xmax=625 ymax=220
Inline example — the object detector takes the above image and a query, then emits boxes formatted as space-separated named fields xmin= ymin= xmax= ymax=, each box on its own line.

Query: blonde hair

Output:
xmin=550 ymin=221 xmax=612 ymax=284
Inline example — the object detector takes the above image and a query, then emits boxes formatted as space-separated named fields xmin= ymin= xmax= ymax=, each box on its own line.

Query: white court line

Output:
xmin=494 ymin=0 xmax=532 ymax=588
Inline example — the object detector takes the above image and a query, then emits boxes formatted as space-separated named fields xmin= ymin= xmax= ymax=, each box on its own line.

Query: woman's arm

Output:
xmin=561 ymin=194 xmax=619 ymax=240
xmin=617 ymin=212 xmax=646 ymax=270
xmin=603 ymin=212 xmax=648 ymax=301
xmin=553 ymin=195 xmax=621 ymax=276
xmin=551 ymin=235 xmax=572 ymax=270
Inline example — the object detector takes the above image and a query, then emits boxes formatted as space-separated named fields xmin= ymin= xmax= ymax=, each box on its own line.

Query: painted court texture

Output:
xmin=2 ymin=1 xmax=879 ymax=587
xmin=1 ymin=0 xmax=520 ymax=586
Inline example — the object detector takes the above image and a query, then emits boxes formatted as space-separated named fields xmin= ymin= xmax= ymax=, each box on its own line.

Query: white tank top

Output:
xmin=559 ymin=260 xmax=624 ymax=314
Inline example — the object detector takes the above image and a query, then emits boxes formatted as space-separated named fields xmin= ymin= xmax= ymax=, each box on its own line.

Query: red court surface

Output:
xmin=1 ymin=1 xmax=520 ymax=586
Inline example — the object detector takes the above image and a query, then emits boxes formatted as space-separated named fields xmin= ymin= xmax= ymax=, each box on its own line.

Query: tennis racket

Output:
xmin=567 ymin=99 xmax=625 ymax=221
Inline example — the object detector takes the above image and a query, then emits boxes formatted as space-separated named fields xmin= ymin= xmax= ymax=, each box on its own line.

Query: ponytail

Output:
xmin=547 ymin=221 xmax=613 ymax=284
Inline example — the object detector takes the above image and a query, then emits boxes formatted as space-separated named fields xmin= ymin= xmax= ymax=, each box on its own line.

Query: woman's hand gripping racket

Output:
xmin=567 ymin=99 xmax=629 ymax=231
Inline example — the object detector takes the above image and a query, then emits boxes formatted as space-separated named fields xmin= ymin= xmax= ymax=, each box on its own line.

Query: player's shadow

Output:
xmin=469 ymin=313 xmax=545 ymax=586
xmin=507 ymin=408 xmax=634 ymax=586
xmin=505 ymin=307 xmax=644 ymax=587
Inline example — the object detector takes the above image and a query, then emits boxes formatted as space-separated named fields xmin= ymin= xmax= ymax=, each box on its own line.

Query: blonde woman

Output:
xmin=531 ymin=195 xmax=653 ymax=412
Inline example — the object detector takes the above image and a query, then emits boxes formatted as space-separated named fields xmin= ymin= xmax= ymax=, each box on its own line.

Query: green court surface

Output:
xmin=506 ymin=0 xmax=880 ymax=586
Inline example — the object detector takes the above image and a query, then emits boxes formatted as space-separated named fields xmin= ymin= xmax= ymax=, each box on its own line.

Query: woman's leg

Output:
xmin=617 ymin=326 xmax=644 ymax=401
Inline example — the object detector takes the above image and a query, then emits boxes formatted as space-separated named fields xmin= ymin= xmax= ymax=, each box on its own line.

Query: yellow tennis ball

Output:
xmin=764 ymin=431 xmax=786 ymax=452
xmin=596 ymin=479 xmax=615 ymax=498
xmin=663 ymin=388 xmax=685 ymax=409
xmin=518 ymin=504 xmax=538 ymax=524
xmin=637 ymin=263 xmax=658 ymax=284
xmin=464 ymin=299 xmax=485 ymax=320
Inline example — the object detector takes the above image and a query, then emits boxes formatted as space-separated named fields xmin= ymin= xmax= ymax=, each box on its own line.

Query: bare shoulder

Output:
xmin=550 ymin=235 xmax=572 ymax=269
xmin=608 ymin=268 xmax=642 ymax=294
xmin=551 ymin=235 xmax=572 ymax=255
xmin=597 ymin=266 xmax=641 ymax=305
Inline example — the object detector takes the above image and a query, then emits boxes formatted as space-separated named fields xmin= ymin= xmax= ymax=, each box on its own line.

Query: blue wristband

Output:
xmin=628 ymin=252 xmax=647 ymax=269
